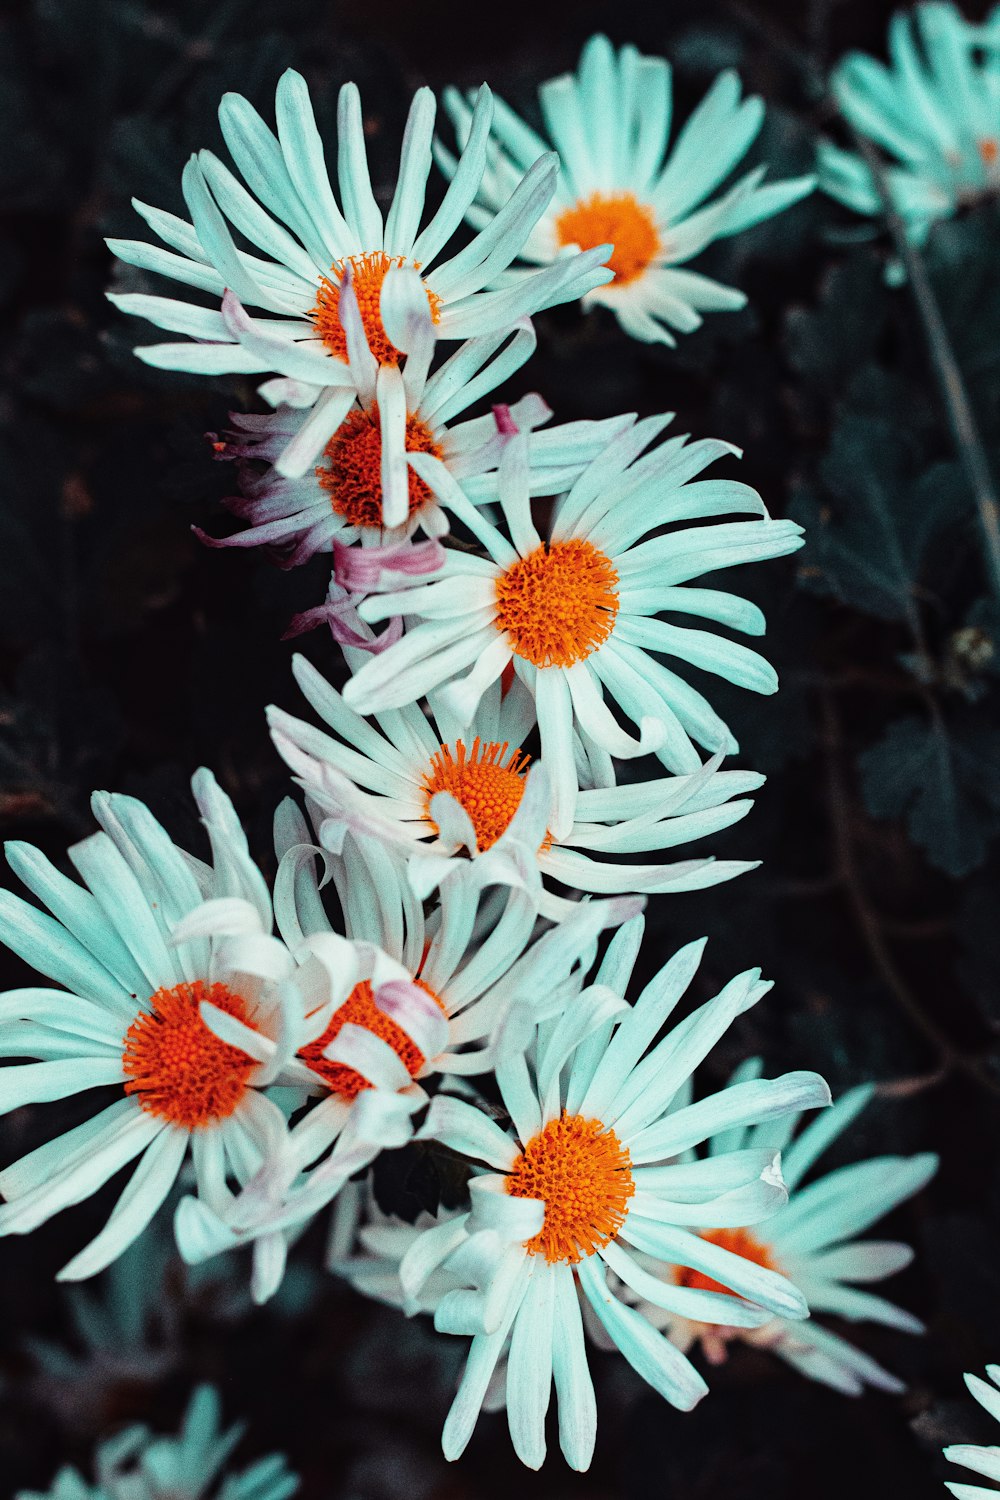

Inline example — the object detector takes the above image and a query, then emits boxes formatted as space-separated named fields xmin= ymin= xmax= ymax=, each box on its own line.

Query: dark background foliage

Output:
xmin=1 ymin=0 xmax=999 ymax=1495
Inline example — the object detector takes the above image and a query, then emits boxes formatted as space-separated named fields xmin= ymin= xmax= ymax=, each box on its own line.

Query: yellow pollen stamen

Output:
xmin=494 ymin=539 xmax=619 ymax=668
xmin=311 ymin=252 xmax=442 ymax=364
xmin=299 ymin=978 xmax=446 ymax=1101
xmin=122 ymin=980 xmax=256 ymax=1128
xmin=316 ymin=409 xmax=443 ymax=530
xmin=556 ymin=192 xmax=661 ymax=286
xmin=506 ymin=1112 xmax=634 ymax=1264
xmin=674 ymin=1227 xmax=777 ymax=1296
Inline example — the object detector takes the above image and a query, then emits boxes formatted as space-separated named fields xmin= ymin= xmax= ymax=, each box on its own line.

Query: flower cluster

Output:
xmin=0 ymin=28 xmax=945 ymax=1480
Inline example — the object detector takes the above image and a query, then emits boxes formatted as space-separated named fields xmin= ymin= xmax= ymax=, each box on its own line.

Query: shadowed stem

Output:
xmin=849 ymin=130 xmax=1000 ymax=608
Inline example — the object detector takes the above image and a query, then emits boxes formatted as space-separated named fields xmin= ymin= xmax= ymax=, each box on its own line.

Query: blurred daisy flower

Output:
xmin=172 ymin=838 xmax=637 ymax=1300
xmin=16 ymin=1383 xmax=297 ymax=1500
xmin=439 ymin=33 xmax=814 ymax=345
xmin=269 ymin=654 xmax=763 ymax=919
xmin=107 ymin=72 xmax=611 ymax=432
xmin=820 ymin=4 xmax=1000 ymax=253
xmin=343 ymin=423 xmax=802 ymax=836
xmin=636 ymin=1061 xmax=937 ymax=1395
xmin=399 ymin=920 xmax=830 ymax=1469
xmin=0 ymin=769 xmax=337 ymax=1281
xmin=945 ymin=1365 xmax=1000 ymax=1498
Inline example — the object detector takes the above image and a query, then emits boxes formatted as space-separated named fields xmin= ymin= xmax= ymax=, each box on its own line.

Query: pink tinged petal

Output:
xmin=493 ymin=403 xmax=520 ymax=436
xmin=333 ymin=536 xmax=444 ymax=591
xmin=373 ymin=978 xmax=450 ymax=1064
xmin=282 ymin=582 xmax=404 ymax=654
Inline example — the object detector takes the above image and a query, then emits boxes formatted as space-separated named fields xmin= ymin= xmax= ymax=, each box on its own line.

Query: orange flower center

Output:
xmin=980 ymin=137 xmax=999 ymax=166
xmin=122 ymin=981 xmax=256 ymax=1129
xmin=506 ymin=1112 xmax=634 ymax=1264
xmin=555 ymin=192 xmax=661 ymax=286
xmin=316 ymin=408 xmax=443 ymax=531
xmin=422 ymin=737 xmax=535 ymax=852
xmin=674 ymin=1227 xmax=777 ymax=1297
xmin=311 ymin=252 xmax=442 ymax=364
xmin=299 ymin=978 xmax=446 ymax=1101
xmin=494 ymin=540 xmax=619 ymax=668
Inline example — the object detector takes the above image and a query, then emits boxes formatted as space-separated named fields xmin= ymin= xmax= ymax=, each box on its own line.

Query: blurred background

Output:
xmin=2 ymin=0 xmax=1000 ymax=1495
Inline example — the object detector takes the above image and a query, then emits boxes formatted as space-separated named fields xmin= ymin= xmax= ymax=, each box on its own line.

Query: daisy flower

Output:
xmin=343 ymin=423 xmax=803 ymax=836
xmin=172 ymin=837 xmax=638 ymax=1298
xmin=635 ymin=1059 xmax=938 ymax=1395
xmin=16 ymin=1383 xmax=298 ymax=1500
xmin=945 ymin=1365 xmax=1000 ymax=1499
xmin=399 ymin=921 xmax=831 ymax=1469
xmin=106 ymin=71 xmax=612 ymax=441
xmin=199 ymin=272 xmax=632 ymax=552
xmin=438 ymin=33 xmax=814 ymax=345
xmin=268 ymin=654 xmax=764 ymax=919
xmin=0 ymin=768 xmax=319 ymax=1281
xmin=820 ymin=4 xmax=1000 ymax=253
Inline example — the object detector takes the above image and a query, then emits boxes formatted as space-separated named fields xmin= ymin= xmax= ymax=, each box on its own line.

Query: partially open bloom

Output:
xmin=640 ymin=1060 xmax=938 ymax=1394
xmin=15 ymin=1383 xmax=298 ymax=1500
xmin=344 ymin=423 xmax=802 ymax=835
xmin=269 ymin=654 xmax=763 ymax=918
xmin=0 ymin=769 xmax=313 ymax=1280
xmin=945 ymin=1365 xmax=1000 ymax=1498
xmin=439 ymin=34 xmax=814 ymax=344
xmin=400 ymin=922 xmax=830 ymax=1469
xmin=107 ymin=71 xmax=612 ymax=445
xmin=820 ymin=4 xmax=1000 ymax=252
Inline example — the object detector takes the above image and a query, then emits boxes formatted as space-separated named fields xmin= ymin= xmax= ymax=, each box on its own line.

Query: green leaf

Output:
xmin=859 ymin=712 xmax=1000 ymax=876
xmin=792 ymin=412 xmax=969 ymax=622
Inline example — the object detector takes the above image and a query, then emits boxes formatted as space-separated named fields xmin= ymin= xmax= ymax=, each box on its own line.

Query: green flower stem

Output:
xmin=851 ymin=130 xmax=1000 ymax=609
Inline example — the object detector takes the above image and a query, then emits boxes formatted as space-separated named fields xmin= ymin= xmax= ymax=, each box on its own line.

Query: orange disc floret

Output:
xmin=316 ymin=409 xmax=443 ymax=530
xmin=300 ymin=978 xmax=446 ymax=1101
xmin=506 ymin=1112 xmax=634 ymax=1264
xmin=675 ymin=1227 xmax=778 ymax=1297
xmin=122 ymin=981 xmax=256 ymax=1128
xmin=422 ymin=738 xmax=534 ymax=851
xmin=555 ymin=192 xmax=661 ymax=286
xmin=311 ymin=252 xmax=442 ymax=365
xmin=495 ymin=539 xmax=619 ymax=668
